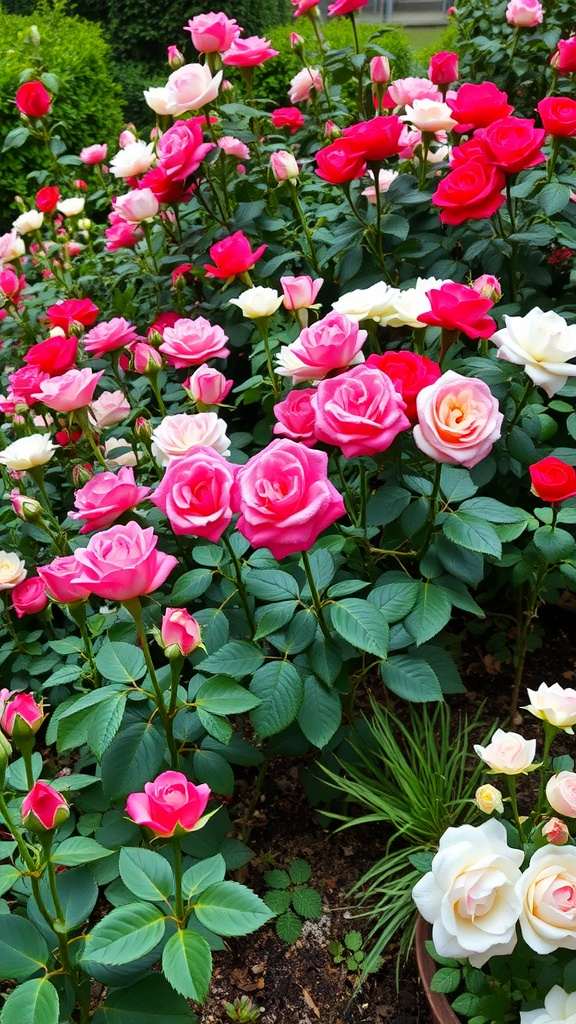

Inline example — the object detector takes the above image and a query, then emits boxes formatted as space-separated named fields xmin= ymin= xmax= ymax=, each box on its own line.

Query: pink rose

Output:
xmin=11 ymin=576 xmax=48 ymax=618
xmin=114 ymin=189 xmax=159 ymax=224
xmin=8 ymin=365 xmax=50 ymax=407
xmin=184 ymin=12 xmax=241 ymax=53
xmin=105 ymin=218 xmax=142 ymax=252
xmin=152 ymin=446 xmax=237 ymax=541
xmin=37 ymin=555 xmax=92 ymax=604
xmin=312 ymin=365 xmax=410 ymax=458
xmin=547 ymin=772 xmax=576 ymax=817
xmin=542 ymin=818 xmax=570 ymax=846
xmin=280 ymin=275 xmax=323 ymax=310
xmin=218 ymin=136 xmax=250 ymax=160
xmin=270 ymin=150 xmax=299 ymax=181
xmin=151 ymin=412 xmax=231 ymax=466
xmin=32 ymin=367 xmax=104 ymax=412
xmin=68 ymin=467 xmax=151 ymax=534
xmin=327 ymin=0 xmax=369 ymax=13
xmin=273 ymin=388 xmax=317 ymax=446
xmin=506 ymin=0 xmax=543 ymax=25
xmin=474 ymin=728 xmax=536 ymax=774
xmin=159 ymin=316 xmax=230 ymax=368
xmin=276 ymin=312 xmax=367 ymax=383
xmin=83 ymin=317 xmax=138 ymax=357
xmin=71 ymin=522 xmax=177 ymax=602
xmin=164 ymin=64 xmax=223 ymax=116
xmin=291 ymin=0 xmax=321 ymax=15
xmin=90 ymin=391 xmax=131 ymax=429
xmin=204 ymin=231 xmax=266 ymax=280
xmin=222 ymin=36 xmax=279 ymax=67
xmin=414 ymin=370 xmax=504 ymax=468
xmin=132 ymin=342 xmax=163 ymax=374
xmin=231 ymin=438 xmax=346 ymax=560
xmin=186 ymin=365 xmax=233 ymax=405
xmin=80 ymin=144 xmax=108 ymax=164
xmin=126 ymin=770 xmax=211 ymax=837
xmin=161 ymin=608 xmax=202 ymax=656
xmin=2 ymin=692 xmax=44 ymax=735
xmin=418 ymin=282 xmax=497 ymax=339
xmin=371 ymin=56 xmax=391 ymax=84
xmin=428 ymin=51 xmax=459 ymax=84
xmin=387 ymin=77 xmax=441 ymax=107
xmin=21 ymin=782 xmax=69 ymax=831
xmin=157 ymin=120 xmax=215 ymax=181
xmin=288 ymin=67 xmax=323 ymax=104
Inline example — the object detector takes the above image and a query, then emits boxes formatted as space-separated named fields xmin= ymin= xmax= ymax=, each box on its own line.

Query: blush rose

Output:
xmin=414 ymin=370 xmax=504 ymax=468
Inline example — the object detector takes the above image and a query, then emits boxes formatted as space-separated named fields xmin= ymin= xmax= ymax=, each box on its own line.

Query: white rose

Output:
xmin=114 ymin=188 xmax=159 ymax=224
xmin=0 ymin=552 xmax=26 ymax=591
xmin=361 ymin=168 xmax=399 ymax=203
xmin=387 ymin=276 xmax=449 ymax=329
xmin=412 ymin=819 xmax=523 ymax=966
xmin=229 ymin=287 xmax=283 ymax=319
xmin=109 ymin=140 xmax=156 ymax=179
xmin=143 ymin=86 xmax=172 ymax=115
xmin=521 ymin=986 xmax=576 ymax=1024
xmin=402 ymin=98 xmax=457 ymax=133
xmin=57 ymin=197 xmax=85 ymax=217
xmin=518 ymin=845 xmax=576 ymax=953
xmin=0 ymin=230 xmax=25 ymax=261
xmin=490 ymin=308 xmax=576 ymax=397
xmin=525 ymin=682 xmax=576 ymax=732
xmin=103 ymin=437 xmax=138 ymax=468
xmin=164 ymin=64 xmax=223 ymax=116
xmin=474 ymin=728 xmax=537 ymax=774
xmin=151 ymin=412 xmax=231 ymax=467
xmin=331 ymin=281 xmax=401 ymax=324
xmin=13 ymin=209 xmax=44 ymax=235
xmin=0 ymin=433 xmax=56 ymax=471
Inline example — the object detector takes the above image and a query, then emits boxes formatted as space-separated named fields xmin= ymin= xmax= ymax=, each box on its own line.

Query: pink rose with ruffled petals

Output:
xmin=164 ymin=64 xmax=223 ymax=116
xmin=281 ymin=276 xmax=323 ymax=310
xmin=83 ymin=317 xmax=139 ymax=358
xmin=126 ymin=771 xmax=211 ymax=837
xmin=8 ymin=365 xmax=50 ymax=407
xmin=506 ymin=0 xmax=543 ymax=26
xmin=184 ymin=12 xmax=241 ymax=53
xmin=387 ymin=77 xmax=441 ymax=107
xmin=273 ymin=389 xmax=317 ymax=446
xmin=159 ymin=317 xmax=230 ymax=368
xmin=414 ymin=370 xmax=503 ymax=468
xmin=90 ymin=391 xmax=131 ymax=429
xmin=12 ymin=577 xmax=48 ymax=618
xmin=312 ymin=365 xmax=410 ymax=458
xmin=222 ymin=36 xmax=279 ymax=67
xmin=80 ymin=144 xmax=108 ymax=164
xmin=289 ymin=68 xmax=323 ymax=104
xmin=328 ymin=0 xmax=369 ymax=13
xmin=114 ymin=189 xmax=159 ymax=224
xmin=69 ymin=467 xmax=151 ymax=534
xmin=152 ymin=446 xmax=237 ymax=541
xmin=32 ymin=367 xmax=104 ymax=412
xmin=418 ymin=282 xmax=496 ymax=339
xmin=218 ymin=136 xmax=250 ymax=160
xmin=186 ymin=365 xmax=233 ymax=405
xmin=231 ymin=439 xmax=346 ymax=560
xmin=204 ymin=231 xmax=266 ymax=280
xmin=37 ymin=555 xmax=92 ymax=604
xmin=276 ymin=312 xmax=367 ymax=384
xmin=71 ymin=522 xmax=177 ymax=601
xmin=157 ymin=120 xmax=215 ymax=181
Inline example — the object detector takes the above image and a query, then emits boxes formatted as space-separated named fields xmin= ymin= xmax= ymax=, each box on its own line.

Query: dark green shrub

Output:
xmin=0 ymin=5 xmax=123 ymax=226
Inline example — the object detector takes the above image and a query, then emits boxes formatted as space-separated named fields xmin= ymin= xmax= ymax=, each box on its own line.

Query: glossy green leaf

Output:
xmin=329 ymin=599 xmax=389 ymax=659
xmin=95 ymin=639 xmax=146 ymax=683
xmin=162 ymin=930 xmax=212 ymax=1002
xmin=82 ymin=903 xmax=166 ymax=965
xmin=194 ymin=881 xmax=274 ymax=936
xmin=0 ymin=916 xmax=49 ymax=981
xmin=0 ymin=977 xmax=58 ymax=1024
xmin=249 ymin=661 xmax=305 ymax=738
xmin=119 ymin=847 xmax=174 ymax=903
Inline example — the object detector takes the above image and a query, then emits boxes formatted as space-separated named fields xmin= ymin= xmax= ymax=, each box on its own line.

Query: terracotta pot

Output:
xmin=414 ymin=916 xmax=461 ymax=1024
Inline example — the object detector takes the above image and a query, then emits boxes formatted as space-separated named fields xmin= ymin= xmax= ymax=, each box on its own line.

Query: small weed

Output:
xmin=224 ymin=995 xmax=261 ymax=1022
xmin=263 ymin=858 xmax=323 ymax=943
xmin=328 ymin=931 xmax=383 ymax=974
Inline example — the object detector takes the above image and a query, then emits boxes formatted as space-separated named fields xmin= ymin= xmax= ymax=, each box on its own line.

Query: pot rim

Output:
xmin=414 ymin=916 xmax=461 ymax=1024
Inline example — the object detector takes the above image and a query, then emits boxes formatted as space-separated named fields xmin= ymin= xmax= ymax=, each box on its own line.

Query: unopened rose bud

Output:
xmin=167 ymin=45 xmax=186 ymax=70
xmin=542 ymin=817 xmax=570 ymax=846
xmin=132 ymin=341 xmax=163 ymax=374
xmin=147 ymin=329 xmax=163 ymax=349
xmin=290 ymin=32 xmax=305 ymax=56
xmin=185 ymin=365 xmax=233 ymax=406
xmin=134 ymin=416 xmax=153 ymax=440
xmin=29 ymin=24 xmax=41 ymax=45
xmin=72 ymin=463 xmax=94 ymax=488
xmin=22 ymin=781 xmax=70 ymax=832
xmin=67 ymin=321 xmax=85 ymax=338
xmin=161 ymin=608 xmax=202 ymax=658
xmin=77 ymin=217 xmax=91 ymax=231
xmin=475 ymin=784 xmax=504 ymax=814
xmin=270 ymin=150 xmax=300 ymax=182
xmin=10 ymin=489 xmax=42 ymax=522
xmin=2 ymin=694 xmax=44 ymax=755
xmin=370 ymin=55 xmax=391 ymax=84
xmin=325 ymin=120 xmax=342 ymax=140
xmin=0 ymin=731 xmax=11 ymax=785
xmin=472 ymin=274 xmax=502 ymax=302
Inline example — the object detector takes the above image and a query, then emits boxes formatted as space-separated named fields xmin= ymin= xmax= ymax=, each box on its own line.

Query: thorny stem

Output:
xmin=506 ymin=775 xmax=525 ymax=843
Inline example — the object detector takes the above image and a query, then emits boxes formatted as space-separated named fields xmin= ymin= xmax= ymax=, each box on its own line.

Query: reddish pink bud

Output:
xmin=22 ymin=781 xmax=69 ymax=831
xmin=542 ymin=817 xmax=570 ymax=846
xmin=472 ymin=274 xmax=502 ymax=302
xmin=12 ymin=577 xmax=48 ymax=618
xmin=167 ymin=45 xmax=186 ymax=69
xmin=161 ymin=608 xmax=202 ymax=657
xmin=370 ymin=56 xmax=391 ymax=84
xmin=132 ymin=342 xmax=163 ymax=374
xmin=2 ymin=692 xmax=44 ymax=737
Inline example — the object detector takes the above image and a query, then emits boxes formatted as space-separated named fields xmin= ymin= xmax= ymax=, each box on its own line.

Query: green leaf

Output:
xmin=29 ymin=867 xmax=98 ymax=933
xmin=368 ymin=578 xmax=419 ymax=623
xmin=345 ymin=931 xmax=362 ymax=951
xmin=95 ymin=639 xmax=147 ymax=683
xmin=193 ymin=749 xmax=234 ymax=795
xmin=249 ymin=661 xmax=305 ymax=738
xmin=199 ymin=642 xmax=264 ymax=679
xmin=52 ymin=837 xmax=113 ymax=866
xmin=0 ymin=915 xmax=49 ymax=981
xmin=443 ymin=512 xmax=502 ymax=558
xmin=533 ymin=526 xmax=576 ymax=562
xmin=0 ymin=864 xmax=21 ymax=896
xmin=0 ymin=977 xmax=59 ymax=1024
xmin=289 ymin=860 xmax=312 ymax=884
xmin=291 ymin=886 xmax=322 ymax=920
xmin=300 ymin=549 xmax=335 ymax=593
xmin=431 ymin=967 xmax=462 ymax=993
xmin=276 ymin=910 xmax=301 ymax=943
xmin=195 ymin=676 xmax=261 ymax=714
xmin=381 ymin=655 xmax=442 ymax=702
xmin=182 ymin=854 xmax=226 ymax=901
xmin=264 ymin=869 xmax=290 ymax=889
xmin=2 ymin=126 xmax=30 ymax=152
xmin=82 ymin=904 xmax=166 ymax=965
xmin=254 ymin=601 xmax=297 ymax=640
xmin=537 ymin=181 xmax=571 ymax=216
xmin=366 ymin=486 xmax=411 ymax=526
xmin=92 ymin=975 xmax=195 ymax=1024
xmin=404 ymin=583 xmax=452 ymax=645
xmin=162 ymin=930 xmax=212 ymax=1003
xmin=329 ymin=599 xmax=390 ymax=658
xmin=170 ymin=569 xmax=213 ymax=603
xmin=264 ymin=889 xmax=292 ymax=914
xmin=194 ymin=882 xmax=274 ymax=936
xmin=244 ymin=569 xmax=299 ymax=601
xmin=451 ymin=993 xmax=482 ymax=1016
xmin=87 ymin=691 xmax=128 ymax=759
xmin=278 ymin=609 xmax=317 ymax=655
xmin=297 ymin=677 xmax=342 ymax=748
xmin=119 ymin=848 xmax=174 ymax=903
xmin=101 ymin=722 xmax=166 ymax=800
xmin=459 ymin=498 xmax=527 ymax=524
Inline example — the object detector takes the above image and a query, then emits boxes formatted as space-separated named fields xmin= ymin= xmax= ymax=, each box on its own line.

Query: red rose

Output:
xmin=366 ymin=351 xmax=442 ymax=423
xmin=450 ymin=137 xmax=495 ymax=168
xmin=433 ymin=160 xmax=506 ymax=225
xmin=46 ymin=298 xmax=99 ymax=332
xmin=447 ymin=82 xmax=514 ymax=130
xmin=429 ymin=51 xmax=459 ymax=85
xmin=24 ymin=335 xmax=78 ymax=376
xmin=342 ymin=115 xmax=403 ymax=162
xmin=315 ymin=138 xmax=366 ymax=183
xmin=15 ymin=81 xmax=51 ymax=118
xmin=537 ymin=97 xmax=576 ymax=138
xmin=36 ymin=185 xmax=60 ymax=213
xmin=529 ymin=456 xmax=576 ymax=503
xmin=477 ymin=117 xmax=546 ymax=174
xmin=139 ymin=166 xmax=190 ymax=204
xmin=12 ymin=577 xmax=48 ymax=618
xmin=271 ymin=107 xmax=305 ymax=133
xmin=552 ymin=37 xmax=576 ymax=74
xmin=418 ymin=282 xmax=496 ymax=340
xmin=204 ymin=230 xmax=266 ymax=279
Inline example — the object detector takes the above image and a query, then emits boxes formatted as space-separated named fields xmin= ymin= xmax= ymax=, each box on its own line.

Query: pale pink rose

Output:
xmin=110 ymin=140 xmax=156 ymax=178
xmin=152 ymin=445 xmax=237 ymax=540
xmin=218 ymin=136 xmax=250 ymax=160
xmin=119 ymin=130 xmax=136 ymax=148
xmin=161 ymin=608 xmax=202 ymax=655
xmin=186 ymin=365 xmax=233 ymax=405
xmin=361 ymin=168 xmax=399 ymax=202
xmin=71 ymin=522 xmax=177 ymax=601
xmin=273 ymin=388 xmax=317 ymax=446
xmin=270 ymin=150 xmax=299 ymax=181
xmin=312 ymin=365 xmax=410 ymax=459
xmin=542 ymin=818 xmax=570 ymax=846
xmin=472 ymin=274 xmax=502 ymax=302
xmin=370 ymin=56 xmax=391 ymax=84
xmin=144 ymin=87 xmax=172 ymax=115
xmin=69 ymin=467 xmax=151 ymax=534
xmin=132 ymin=342 xmax=163 ymax=374
xmin=506 ymin=0 xmax=543 ymax=26
xmin=276 ymin=312 xmax=367 ymax=384
xmin=184 ymin=12 xmax=241 ymax=53
xmin=222 ymin=36 xmax=279 ymax=67
xmin=151 ymin=412 xmax=231 ymax=467
xmin=525 ymin=682 xmax=576 ymax=732
xmin=37 ymin=555 xmax=92 ymax=603
xmin=32 ymin=367 xmax=104 ymax=412
xmin=83 ymin=317 xmax=139 ymax=357
xmin=289 ymin=67 xmax=323 ymax=104
xmin=402 ymin=98 xmax=457 ymax=133
xmin=517 ymin=846 xmax=576 ymax=953
xmin=114 ymin=189 xmax=159 ymax=224
xmin=90 ymin=391 xmax=131 ymax=429
xmin=387 ymin=76 xmax=441 ymax=107
xmin=547 ymin=772 xmax=576 ymax=817
xmin=0 ymin=230 xmax=25 ymax=262
xmin=80 ymin=144 xmax=108 ymax=164
xmin=398 ymin=126 xmax=422 ymax=159
xmin=164 ymin=63 xmax=223 ymax=115
xmin=413 ymin=371 xmax=503 ymax=468
xmin=474 ymin=728 xmax=537 ymax=774
xmin=104 ymin=437 xmax=138 ymax=468
xmin=159 ymin=317 xmax=230 ymax=368
xmin=280 ymin=275 xmax=323 ymax=310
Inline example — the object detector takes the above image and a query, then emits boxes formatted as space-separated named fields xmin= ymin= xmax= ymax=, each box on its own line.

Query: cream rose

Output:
xmin=521 ymin=985 xmax=576 ymax=1024
xmin=151 ymin=412 xmax=231 ymax=467
xmin=490 ymin=308 xmax=576 ymax=397
xmin=0 ymin=552 xmax=26 ymax=590
xmin=525 ymin=682 xmax=576 ymax=733
xmin=0 ymin=433 xmax=56 ymax=471
xmin=57 ymin=197 xmax=85 ymax=217
xmin=518 ymin=846 xmax=576 ymax=953
xmin=332 ymin=281 xmax=401 ymax=324
xmin=546 ymin=772 xmax=576 ymax=817
xmin=103 ymin=438 xmax=138 ymax=468
xmin=229 ymin=287 xmax=283 ymax=319
xmin=475 ymin=784 xmax=504 ymax=814
xmin=13 ymin=209 xmax=44 ymax=235
xmin=412 ymin=819 xmax=523 ymax=966
xmin=109 ymin=140 xmax=156 ymax=179
xmin=474 ymin=728 xmax=537 ymax=774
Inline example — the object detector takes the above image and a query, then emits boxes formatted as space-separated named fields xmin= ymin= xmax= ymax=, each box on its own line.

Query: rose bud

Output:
xmin=475 ymin=784 xmax=504 ymax=815
xmin=10 ymin=489 xmax=42 ymax=522
xmin=160 ymin=608 xmax=203 ymax=657
xmin=72 ymin=463 xmax=94 ymax=489
xmin=126 ymin=770 xmax=211 ymax=837
xmin=132 ymin=342 xmax=163 ymax=374
xmin=21 ymin=781 xmax=70 ymax=832
xmin=270 ymin=150 xmax=300 ymax=182
xmin=2 ymin=692 xmax=44 ymax=738
xmin=12 ymin=577 xmax=48 ymax=618
xmin=472 ymin=274 xmax=502 ymax=302
xmin=370 ymin=55 xmax=391 ymax=84
xmin=134 ymin=416 xmax=153 ymax=441
xmin=167 ymin=45 xmax=186 ymax=70
xmin=186 ymin=365 xmax=233 ymax=405
xmin=542 ymin=817 xmax=570 ymax=846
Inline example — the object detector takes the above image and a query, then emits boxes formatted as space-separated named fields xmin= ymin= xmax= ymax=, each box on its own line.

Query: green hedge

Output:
xmin=0 ymin=6 xmax=123 ymax=227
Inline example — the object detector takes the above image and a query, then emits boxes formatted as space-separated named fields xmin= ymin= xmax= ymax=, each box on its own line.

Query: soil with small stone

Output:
xmin=199 ymin=604 xmax=576 ymax=1024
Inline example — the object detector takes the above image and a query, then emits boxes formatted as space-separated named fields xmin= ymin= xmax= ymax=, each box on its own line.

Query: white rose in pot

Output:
xmin=517 ymin=845 xmax=576 ymax=954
